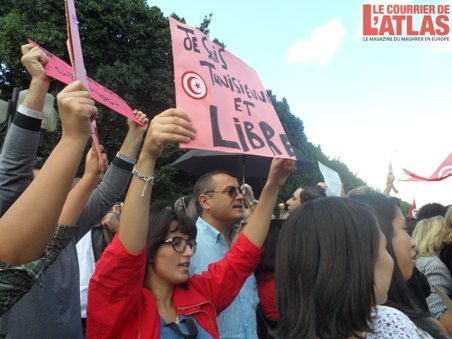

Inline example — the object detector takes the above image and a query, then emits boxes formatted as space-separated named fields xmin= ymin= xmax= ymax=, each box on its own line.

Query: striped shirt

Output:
xmin=416 ymin=255 xmax=452 ymax=319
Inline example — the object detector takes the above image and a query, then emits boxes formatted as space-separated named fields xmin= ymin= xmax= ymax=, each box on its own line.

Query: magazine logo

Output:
xmin=362 ymin=4 xmax=450 ymax=41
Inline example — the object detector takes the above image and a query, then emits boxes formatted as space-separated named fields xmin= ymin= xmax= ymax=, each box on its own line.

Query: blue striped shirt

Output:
xmin=189 ymin=217 xmax=259 ymax=339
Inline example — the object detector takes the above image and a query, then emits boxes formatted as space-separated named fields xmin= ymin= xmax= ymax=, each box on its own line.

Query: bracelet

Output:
xmin=132 ymin=165 xmax=155 ymax=197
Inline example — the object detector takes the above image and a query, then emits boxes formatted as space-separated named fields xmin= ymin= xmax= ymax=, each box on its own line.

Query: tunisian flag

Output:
xmin=402 ymin=152 xmax=452 ymax=182
xmin=406 ymin=199 xmax=417 ymax=219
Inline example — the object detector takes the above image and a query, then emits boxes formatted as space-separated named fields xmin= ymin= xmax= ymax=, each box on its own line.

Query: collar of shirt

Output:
xmin=196 ymin=217 xmax=226 ymax=246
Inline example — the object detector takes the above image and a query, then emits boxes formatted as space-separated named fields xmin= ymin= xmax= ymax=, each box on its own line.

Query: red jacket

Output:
xmin=87 ymin=233 xmax=263 ymax=339
xmin=257 ymin=272 xmax=279 ymax=321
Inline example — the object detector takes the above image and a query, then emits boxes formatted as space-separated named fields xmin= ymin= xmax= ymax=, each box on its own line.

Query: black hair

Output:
xmin=146 ymin=209 xmax=197 ymax=264
xmin=350 ymin=193 xmax=446 ymax=339
xmin=254 ymin=219 xmax=284 ymax=278
xmin=300 ymin=185 xmax=326 ymax=203
xmin=417 ymin=203 xmax=447 ymax=221
xmin=275 ymin=197 xmax=380 ymax=339
xmin=149 ymin=200 xmax=173 ymax=214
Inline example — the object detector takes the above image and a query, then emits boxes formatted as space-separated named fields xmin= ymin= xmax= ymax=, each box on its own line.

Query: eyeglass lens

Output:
xmin=172 ymin=237 xmax=197 ymax=254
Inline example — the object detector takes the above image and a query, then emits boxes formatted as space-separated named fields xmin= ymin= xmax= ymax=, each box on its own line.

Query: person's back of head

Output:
xmin=416 ymin=203 xmax=447 ymax=221
xmin=413 ymin=216 xmax=448 ymax=256
xmin=149 ymin=200 xmax=173 ymax=214
xmin=275 ymin=197 xmax=383 ymax=338
xmin=349 ymin=193 xmax=445 ymax=338
xmin=444 ymin=204 xmax=452 ymax=230
xmin=346 ymin=185 xmax=374 ymax=198
xmin=299 ymin=185 xmax=326 ymax=203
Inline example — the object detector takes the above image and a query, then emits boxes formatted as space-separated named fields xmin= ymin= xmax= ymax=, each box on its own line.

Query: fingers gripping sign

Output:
xmin=142 ymin=109 xmax=197 ymax=160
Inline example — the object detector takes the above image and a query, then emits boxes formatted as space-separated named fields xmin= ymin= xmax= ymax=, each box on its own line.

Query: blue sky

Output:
xmin=151 ymin=0 xmax=452 ymax=206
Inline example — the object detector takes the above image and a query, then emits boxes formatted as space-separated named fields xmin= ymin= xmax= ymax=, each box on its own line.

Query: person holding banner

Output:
xmin=0 ymin=63 xmax=97 ymax=317
xmin=87 ymin=108 xmax=296 ymax=338
xmin=0 ymin=44 xmax=149 ymax=339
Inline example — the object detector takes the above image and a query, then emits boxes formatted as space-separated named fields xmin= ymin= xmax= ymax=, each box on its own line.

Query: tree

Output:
xmin=0 ymin=1 xmax=368 ymax=203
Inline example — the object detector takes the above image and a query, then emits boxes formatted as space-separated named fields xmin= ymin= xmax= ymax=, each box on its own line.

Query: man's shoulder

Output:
xmin=195 ymin=218 xmax=220 ymax=240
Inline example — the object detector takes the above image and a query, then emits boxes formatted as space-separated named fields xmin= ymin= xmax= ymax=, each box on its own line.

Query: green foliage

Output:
xmin=198 ymin=13 xmax=213 ymax=36
xmin=0 ymin=1 xmax=368 ymax=204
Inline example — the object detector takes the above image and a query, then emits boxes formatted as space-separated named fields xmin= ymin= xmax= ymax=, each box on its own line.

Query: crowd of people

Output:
xmin=0 ymin=44 xmax=451 ymax=339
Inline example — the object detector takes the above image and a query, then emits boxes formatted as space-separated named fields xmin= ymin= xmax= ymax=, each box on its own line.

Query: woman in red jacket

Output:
xmin=86 ymin=108 xmax=296 ymax=339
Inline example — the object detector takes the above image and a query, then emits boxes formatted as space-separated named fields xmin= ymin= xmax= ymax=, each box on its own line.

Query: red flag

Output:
xmin=406 ymin=199 xmax=417 ymax=219
xmin=402 ymin=152 xmax=452 ymax=182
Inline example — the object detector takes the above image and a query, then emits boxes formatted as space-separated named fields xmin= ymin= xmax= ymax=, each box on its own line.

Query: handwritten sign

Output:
xmin=28 ymin=40 xmax=142 ymax=125
xmin=169 ymin=17 xmax=295 ymax=159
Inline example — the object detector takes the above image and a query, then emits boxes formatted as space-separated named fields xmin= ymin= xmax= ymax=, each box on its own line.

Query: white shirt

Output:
xmin=76 ymin=230 xmax=96 ymax=318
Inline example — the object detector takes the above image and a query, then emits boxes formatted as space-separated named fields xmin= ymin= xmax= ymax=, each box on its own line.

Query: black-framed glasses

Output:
xmin=163 ymin=237 xmax=197 ymax=254
xmin=204 ymin=186 xmax=245 ymax=198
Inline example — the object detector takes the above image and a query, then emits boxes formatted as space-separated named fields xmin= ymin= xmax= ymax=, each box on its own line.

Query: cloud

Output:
xmin=425 ymin=37 xmax=452 ymax=54
xmin=286 ymin=18 xmax=347 ymax=66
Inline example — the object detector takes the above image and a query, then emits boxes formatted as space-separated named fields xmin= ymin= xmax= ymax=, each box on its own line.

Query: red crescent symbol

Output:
xmin=181 ymin=71 xmax=207 ymax=100
xmin=187 ymin=76 xmax=200 ymax=94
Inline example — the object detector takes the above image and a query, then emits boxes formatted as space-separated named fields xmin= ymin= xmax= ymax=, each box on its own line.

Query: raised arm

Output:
xmin=119 ymin=108 xmax=196 ymax=254
xmin=74 ymin=110 xmax=149 ymax=241
xmin=58 ymin=145 xmax=107 ymax=226
xmin=383 ymin=172 xmax=396 ymax=196
xmin=0 ymin=44 xmax=50 ymax=215
xmin=242 ymin=158 xmax=295 ymax=247
xmin=0 ymin=81 xmax=96 ymax=265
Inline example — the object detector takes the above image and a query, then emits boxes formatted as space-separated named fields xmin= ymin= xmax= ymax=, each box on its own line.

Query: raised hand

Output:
xmin=141 ymin=108 xmax=196 ymax=160
xmin=267 ymin=158 xmax=297 ymax=188
xmin=21 ymin=44 xmax=49 ymax=81
xmin=84 ymin=145 xmax=108 ymax=183
xmin=128 ymin=109 xmax=149 ymax=134
xmin=57 ymin=80 xmax=97 ymax=143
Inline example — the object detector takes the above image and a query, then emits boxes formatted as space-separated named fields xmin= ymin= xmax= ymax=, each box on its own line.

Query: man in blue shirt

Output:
xmin=190 ymin=171 xmax=258 ymax=339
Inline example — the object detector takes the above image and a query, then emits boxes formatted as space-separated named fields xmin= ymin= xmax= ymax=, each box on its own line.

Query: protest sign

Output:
xmin=66 ymin=0 xmax=104 ymax=171
xmin=28 ymin=40 xmax=142 ymax=125
xmin=169 ymin=17 xmax=295 ymax=159
xmin=318 ymin=161 xmax=343 ymax=197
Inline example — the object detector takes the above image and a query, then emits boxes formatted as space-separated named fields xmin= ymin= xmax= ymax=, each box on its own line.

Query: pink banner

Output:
xmin=169 ymin=17 xmax=295 ymax=159
xmin=65 ymin=0 xmax=89 ymax=90
xmin=29 ymin=40 xmax=142 ymax=125
xmin=66 ymin=0 xmax=104 ymax=172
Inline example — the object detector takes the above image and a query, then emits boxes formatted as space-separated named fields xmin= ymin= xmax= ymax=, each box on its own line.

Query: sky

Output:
xmin=150 ymin=0 xmax=452 ymax=207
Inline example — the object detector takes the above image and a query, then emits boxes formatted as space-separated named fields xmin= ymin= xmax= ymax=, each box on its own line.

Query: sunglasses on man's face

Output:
xmin=204 ymin=186 xmax=246 ymax=198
